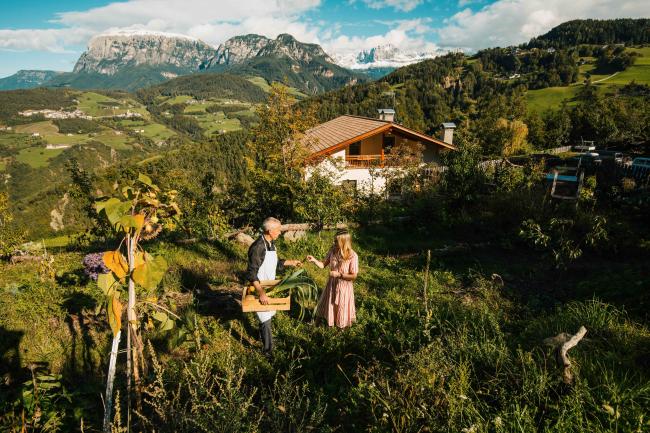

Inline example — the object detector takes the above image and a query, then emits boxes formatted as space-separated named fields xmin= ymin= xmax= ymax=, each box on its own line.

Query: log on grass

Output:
xmin=544 ymin=326 xmax=587 ymax=384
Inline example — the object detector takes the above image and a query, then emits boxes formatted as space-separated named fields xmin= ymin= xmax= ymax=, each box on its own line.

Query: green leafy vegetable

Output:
xmin=266 ymin=268 xmax=320 ymax=320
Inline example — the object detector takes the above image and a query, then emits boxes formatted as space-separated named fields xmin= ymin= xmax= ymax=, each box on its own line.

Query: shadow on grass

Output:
xmin=0 ymin=326 xmax=24 ymax=405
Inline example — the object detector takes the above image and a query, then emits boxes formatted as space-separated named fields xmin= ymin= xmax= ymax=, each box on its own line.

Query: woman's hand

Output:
xmin=329 ymin=270 xmax=341 ymax=278
xmin=306 ymin=255 xmax=324 ymax=269
xmin=285 ymin=259 xmax=302 ymax=267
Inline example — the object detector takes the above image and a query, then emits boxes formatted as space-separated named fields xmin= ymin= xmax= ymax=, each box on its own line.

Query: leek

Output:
xmin=266 ymin=268 xmax=320 ymax=319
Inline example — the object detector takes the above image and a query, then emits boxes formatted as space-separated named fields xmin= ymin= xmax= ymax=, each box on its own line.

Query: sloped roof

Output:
xmin=304 ymin=115 xmax=390 ymax=154
xmin=304 ymin=115 xmax=455 ymax=156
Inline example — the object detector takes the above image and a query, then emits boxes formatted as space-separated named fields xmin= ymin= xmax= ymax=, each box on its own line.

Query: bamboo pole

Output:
xmin=103 ymin=331 xmax=121 ymax=433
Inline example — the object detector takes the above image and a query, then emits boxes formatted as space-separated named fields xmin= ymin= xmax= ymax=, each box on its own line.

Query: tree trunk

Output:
xmin=103 ymin=330 xmax=121 ymax=433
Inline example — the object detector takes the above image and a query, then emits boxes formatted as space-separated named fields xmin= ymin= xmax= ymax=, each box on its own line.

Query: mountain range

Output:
xmin=0 ymin=32 xmax=435 ymax=93
xmin=0 ymin=70 xmax=63 ymax=90
xmin=201 ymin=33 xmax=364 ymax=94
xmin=3 ymin=32 xmax=367 ymax=93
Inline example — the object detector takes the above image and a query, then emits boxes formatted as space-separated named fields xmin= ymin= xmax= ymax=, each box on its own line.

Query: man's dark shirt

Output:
xmin=246 ymin=236 xmax=286 ymax=283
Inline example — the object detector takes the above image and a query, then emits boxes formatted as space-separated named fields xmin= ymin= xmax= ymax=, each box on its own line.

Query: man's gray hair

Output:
xmin=262 ymin=217 xmax=281 ymax=232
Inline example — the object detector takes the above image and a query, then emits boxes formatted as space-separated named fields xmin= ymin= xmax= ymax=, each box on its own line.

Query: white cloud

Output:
xmin=323 ymin=26 xmax=442 ymax=66
xmin=439 ymin=0 xmax=650 ymax=50
xmin=363 ymin=0 xmax=423 ymax=12
xmin=0 ymin=0 xmax=322 ymax=52
xmin=0 ymin=28 xmax=94 ymax=53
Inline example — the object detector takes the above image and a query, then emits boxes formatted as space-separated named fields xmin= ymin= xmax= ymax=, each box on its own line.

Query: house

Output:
xmin=304 ymin=110 xmax=456 ymax=192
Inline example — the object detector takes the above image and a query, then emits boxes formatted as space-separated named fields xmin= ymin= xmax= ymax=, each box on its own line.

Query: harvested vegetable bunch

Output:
xmin=266 ymin=268 xmax=320 ymax=319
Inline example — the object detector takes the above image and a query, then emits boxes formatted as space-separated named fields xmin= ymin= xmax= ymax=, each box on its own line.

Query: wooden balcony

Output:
xmin=345 ymin=154 xmax=385 ymax=168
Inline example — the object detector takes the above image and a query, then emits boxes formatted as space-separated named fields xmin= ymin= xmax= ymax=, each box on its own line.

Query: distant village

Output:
xmin=17 ymin=108 xmax=143 ymax=120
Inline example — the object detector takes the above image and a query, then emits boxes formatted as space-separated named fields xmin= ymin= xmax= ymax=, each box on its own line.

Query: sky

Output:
xmin=0 ymin=0 xmax=649 ymax=77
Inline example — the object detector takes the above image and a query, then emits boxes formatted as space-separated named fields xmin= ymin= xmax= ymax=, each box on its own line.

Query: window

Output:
xmin=348 ymin=141 xmax=361 ymax=156
xmin=383 ymin=135 xmax=395 ymax=152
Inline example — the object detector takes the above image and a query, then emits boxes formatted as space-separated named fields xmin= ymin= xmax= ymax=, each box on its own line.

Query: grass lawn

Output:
xmin=162 ymin=95 xmax=195 ymax=105
xmin=247 ymin=75 xmax=308 ymax=98
xmin=247 ymin=76 xmax=271 ymax=92
xmin=115 ymin=119 xmax=148 ymax=128
xmin=42 ymin=235 xmax=72 ymax=248
xmin=183 ymin=103 xmax=212 ymax=114
xmin=607 ymin=52 xmax=650 ymax=85
xmin=15 ymin=146 xmax=65 ymax=168
xmin=527 ymin=82 xmax=615 ymax=112
xmin=139 ymin=123 xmax=177 ymax=141
xmin=0 ymin=132 xmax=40 ymax=151
xmin=192 ymin=112 xmax=241 ymax=135
xmin=92 ymin=131 xmax=132 ymax=150
xmin=14 ymin=121 xmax=59 ymax=136
xmin=77 ymin=92 xmax=126 ymax=117
xmin=15 ymin=121 xmax=91 ymax=146
xmin=526 ymin=86 xmax=580 ymax=112
xmin=527 ymin=46 xmax=650 ymax=112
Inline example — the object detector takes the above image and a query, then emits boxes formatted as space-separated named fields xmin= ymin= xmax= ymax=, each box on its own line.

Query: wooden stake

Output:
xmin=423 ymin=249 xmax=431 ymax=316
xmin=103 ymin=331 xmax=121 ymax=433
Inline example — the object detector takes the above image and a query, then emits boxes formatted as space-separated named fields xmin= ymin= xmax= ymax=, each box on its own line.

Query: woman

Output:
xmin=307 ymin=229 xmax=358 ymax=328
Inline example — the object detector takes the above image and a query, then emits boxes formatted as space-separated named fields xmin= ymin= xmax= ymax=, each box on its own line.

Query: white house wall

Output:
xmin=306 ymin=131 xmax=445 ymax=194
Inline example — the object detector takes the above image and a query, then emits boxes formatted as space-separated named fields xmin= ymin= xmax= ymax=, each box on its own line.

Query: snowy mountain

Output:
xmin=335 ymin=44 xmax=439 ymax=70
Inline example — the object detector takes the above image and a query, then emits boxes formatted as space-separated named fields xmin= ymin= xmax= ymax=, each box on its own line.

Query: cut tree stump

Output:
xmin=544 ymin=326 xmax=587 ymax=384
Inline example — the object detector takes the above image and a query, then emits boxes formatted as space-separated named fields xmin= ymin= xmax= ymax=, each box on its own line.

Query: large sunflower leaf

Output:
xmin=103 ymin=251 xmax=128 ymax=280
xmin=132 ymin=254 xmax=168 ymax=290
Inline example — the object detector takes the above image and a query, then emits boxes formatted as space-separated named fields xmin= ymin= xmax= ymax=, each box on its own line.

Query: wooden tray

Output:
xmin=241 ymin=279 xmax=290 ymax=312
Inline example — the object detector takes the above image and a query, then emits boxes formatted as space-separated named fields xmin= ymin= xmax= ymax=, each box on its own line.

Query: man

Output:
xmin=246 ymin=217 xmax=301 ymax=357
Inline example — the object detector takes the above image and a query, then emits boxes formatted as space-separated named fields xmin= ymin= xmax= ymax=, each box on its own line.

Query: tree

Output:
xmin=249 ymin=83 xmax=317 ymax=177
xmin=495 ymin=118 xmax=529 ymax=157
xmin=94 ymin=174 xmax=180 ymax=432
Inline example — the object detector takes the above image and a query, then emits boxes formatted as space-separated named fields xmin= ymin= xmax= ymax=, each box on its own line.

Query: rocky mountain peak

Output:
xmin=204 ymin=33 xmax=334 ymax=68
xmin=73 ymin=32 xmax=216 ymax=75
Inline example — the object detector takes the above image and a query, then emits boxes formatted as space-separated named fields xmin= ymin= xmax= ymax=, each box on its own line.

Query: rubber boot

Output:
xmin=260 ymin=319 xmax=273 ymax=356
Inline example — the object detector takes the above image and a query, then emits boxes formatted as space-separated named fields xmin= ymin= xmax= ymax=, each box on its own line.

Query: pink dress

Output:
xmin=315 ymin=248 xmax=358 ymax=328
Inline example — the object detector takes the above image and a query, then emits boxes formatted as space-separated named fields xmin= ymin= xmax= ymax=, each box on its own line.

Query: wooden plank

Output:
xmin=241 ymin=280 xmax=290 ymax=312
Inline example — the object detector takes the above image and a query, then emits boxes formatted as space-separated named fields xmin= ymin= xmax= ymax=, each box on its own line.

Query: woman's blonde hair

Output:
xmin=335 ymin=231 xmax=353 ymax=260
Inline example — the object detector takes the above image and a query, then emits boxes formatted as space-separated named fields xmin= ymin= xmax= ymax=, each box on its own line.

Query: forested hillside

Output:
xmin=527 ymin=18 xmax=650 ymax=48
xmin=137 ymin=73 xmax=268 ymax=103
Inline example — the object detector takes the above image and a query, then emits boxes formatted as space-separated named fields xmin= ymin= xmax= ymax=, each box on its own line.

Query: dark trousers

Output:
xmin=260 ymin=319 xmax=273 ymax=353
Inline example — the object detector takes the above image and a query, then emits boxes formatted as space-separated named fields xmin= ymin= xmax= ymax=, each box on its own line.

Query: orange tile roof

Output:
xmin=304 ymin=115 xmax=456 ymax=157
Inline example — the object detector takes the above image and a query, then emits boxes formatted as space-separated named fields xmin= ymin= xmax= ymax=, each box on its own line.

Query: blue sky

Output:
xmin=0 ymin=0 xmax=648 ymax=77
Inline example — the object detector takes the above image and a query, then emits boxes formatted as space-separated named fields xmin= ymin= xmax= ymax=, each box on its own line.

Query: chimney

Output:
xmin=378 ymin=108 xmax=395 ymax=122
xmin=441 ymin=122 xmax=456 ymax=145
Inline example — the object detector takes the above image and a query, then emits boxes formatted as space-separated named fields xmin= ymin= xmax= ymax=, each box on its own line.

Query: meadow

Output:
xmin=1 ymin=215 xmax=648 ymax=432
xmin=525 ymin=47 xmax=650 ymax=112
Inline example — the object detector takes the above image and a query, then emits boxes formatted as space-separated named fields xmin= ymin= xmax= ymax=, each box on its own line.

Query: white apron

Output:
xmin=256 ymin=237 xmax=277 ymax=323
